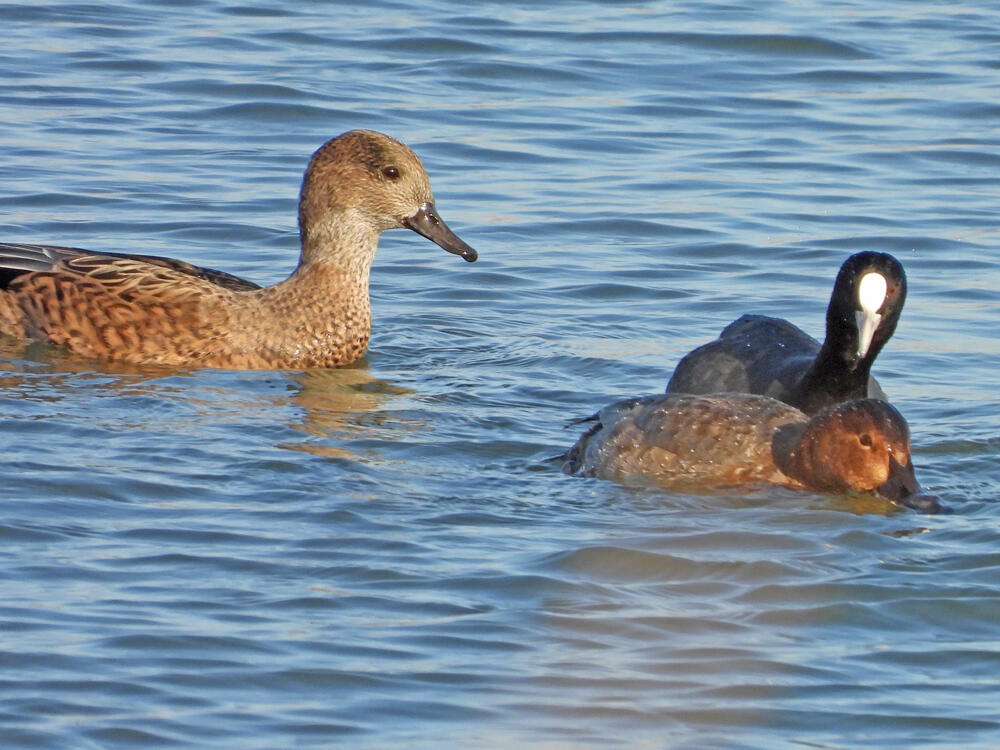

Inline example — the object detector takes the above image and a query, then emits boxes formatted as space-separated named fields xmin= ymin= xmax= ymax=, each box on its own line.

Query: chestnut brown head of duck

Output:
xmin=774 ymin=399 xmax=946 ymax=513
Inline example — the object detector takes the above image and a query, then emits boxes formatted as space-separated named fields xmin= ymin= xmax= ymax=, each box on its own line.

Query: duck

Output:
xmin=0 ymin=129 xmax=478 ymax=370
xmin=561 ymin=392 xmax=946 ymax=513
xmin=665 ymin=252 xmax=906 ymax=415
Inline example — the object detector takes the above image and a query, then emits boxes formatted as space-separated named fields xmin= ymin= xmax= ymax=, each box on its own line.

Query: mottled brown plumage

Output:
xmin=0 ymin=130 xmax=478 ymax=369
xmin=561 ymin=393 xmax=946 ymax=513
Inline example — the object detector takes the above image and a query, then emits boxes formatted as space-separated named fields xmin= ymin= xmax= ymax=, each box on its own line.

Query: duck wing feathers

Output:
xmin=667 ymin=314 xmax=820 ymax=401
xmin=0 ymin=242 xmax=261 ymax=292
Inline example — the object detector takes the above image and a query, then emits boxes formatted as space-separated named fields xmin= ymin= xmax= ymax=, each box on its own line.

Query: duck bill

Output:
xmin=855 ymin=309 xmax=882 ymax=358
xmin=403 ymin=202 xmax=478 ymax=262
xmin=877 ymin=454 xmax=949 ymax=514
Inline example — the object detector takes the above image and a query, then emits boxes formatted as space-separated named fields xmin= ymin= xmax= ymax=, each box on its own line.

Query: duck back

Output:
xmin=563 ymin=392 xmax=806 ymax=489
xmin=667 ymin=314 xmax=820 ymax=399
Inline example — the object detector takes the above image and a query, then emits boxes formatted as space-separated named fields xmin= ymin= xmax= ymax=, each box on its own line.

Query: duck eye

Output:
xmin=381 ymin=165 xmax=400 ymax=180
xmin=859 ymin=433 xmax=873 ymax=448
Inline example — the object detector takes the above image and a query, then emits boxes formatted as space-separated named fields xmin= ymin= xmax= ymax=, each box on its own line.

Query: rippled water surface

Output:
xmin=2 ymin=1 xmax=999 ymax=747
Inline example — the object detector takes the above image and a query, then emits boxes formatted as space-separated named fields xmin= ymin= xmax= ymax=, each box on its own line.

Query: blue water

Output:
xmin=1 ymin=1 xmax=999 ymax=747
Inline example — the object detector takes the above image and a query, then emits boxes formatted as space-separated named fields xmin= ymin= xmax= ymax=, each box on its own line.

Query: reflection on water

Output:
xmin=2 ymin=338 xmax=422 ymax=464
xmin=281 ymin=367 xmax=419 ymax=459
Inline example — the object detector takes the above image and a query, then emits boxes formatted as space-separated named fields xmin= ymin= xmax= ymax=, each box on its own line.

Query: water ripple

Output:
xmin=1 ymin=1 xmax=999 ymax=748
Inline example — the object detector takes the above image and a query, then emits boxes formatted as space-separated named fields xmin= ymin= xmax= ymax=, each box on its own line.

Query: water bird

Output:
xmin=666 ymin=252 xmax=906 ymax=414
xmin=0 ymin=130 xmax=477 ymax=369
xmin=561 ymin=392 xmax=946 ymax=513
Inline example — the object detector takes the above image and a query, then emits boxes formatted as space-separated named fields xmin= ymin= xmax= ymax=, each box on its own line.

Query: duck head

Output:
xmin=780 ymin=399 xmax=948 ymax=513
xmin=297 ymin=129 xmax=477 ymax=263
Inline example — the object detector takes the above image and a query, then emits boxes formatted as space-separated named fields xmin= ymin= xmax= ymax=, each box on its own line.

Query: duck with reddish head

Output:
xmin=561 ymin=392 xmax=947 ymax=514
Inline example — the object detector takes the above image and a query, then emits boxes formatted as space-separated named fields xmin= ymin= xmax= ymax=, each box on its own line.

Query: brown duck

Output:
xmin=561 ymin=393 xmax=947 ymax=513
xmin=0 ymin=130 xmax=478 ymax=369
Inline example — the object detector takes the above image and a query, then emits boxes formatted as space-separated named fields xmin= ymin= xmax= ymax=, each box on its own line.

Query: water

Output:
xmin=1 ymin=1 xmax=999 ymax=747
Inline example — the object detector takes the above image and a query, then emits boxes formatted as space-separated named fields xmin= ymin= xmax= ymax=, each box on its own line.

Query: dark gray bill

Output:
xmin=877 ymin=454 xmax=950 ymax=514
xmin=898 ymin=493 xmax=951 ymax=514
xmin=403 ymin=202 xmax=478 ymax=262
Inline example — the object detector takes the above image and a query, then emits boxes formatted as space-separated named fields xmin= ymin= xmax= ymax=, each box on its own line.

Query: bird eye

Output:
xmin=859 ymin=434 xmax=873 ymax=448
xmin=381 ymin=165 xmax=400 ymax=180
